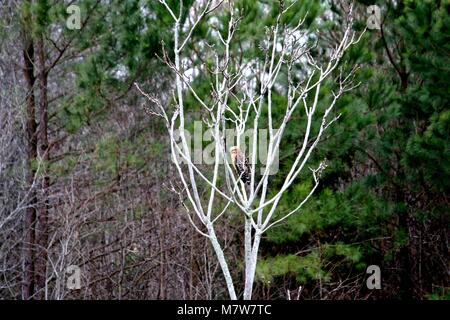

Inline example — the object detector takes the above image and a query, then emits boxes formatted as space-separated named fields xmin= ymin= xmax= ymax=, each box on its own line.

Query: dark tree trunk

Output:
xmin=22 ymin=38 xmax=37 ymax=300
xmin=35 ymin=35 xmax=50 ymax=299
xmin=398 ymin=209 xmax=414 ymax=299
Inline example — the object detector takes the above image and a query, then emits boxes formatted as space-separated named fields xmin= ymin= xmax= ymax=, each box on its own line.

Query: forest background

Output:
xmin=0 ymin=0 xmax=448 ymax=300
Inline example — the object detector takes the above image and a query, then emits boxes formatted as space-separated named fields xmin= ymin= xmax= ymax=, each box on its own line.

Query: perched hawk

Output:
xmin=230 ymin=146 xmax=251 ymax=185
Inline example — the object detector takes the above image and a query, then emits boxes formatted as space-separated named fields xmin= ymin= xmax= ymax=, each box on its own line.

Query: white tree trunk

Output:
xmin=207 ymin=223 xmax=237 ymax=300
xmin=244 ymin=231 xmax=261 ymax=300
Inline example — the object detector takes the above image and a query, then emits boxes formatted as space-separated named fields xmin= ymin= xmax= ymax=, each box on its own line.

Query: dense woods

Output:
xmin=0 ymin=0 xmax=448 ymax=300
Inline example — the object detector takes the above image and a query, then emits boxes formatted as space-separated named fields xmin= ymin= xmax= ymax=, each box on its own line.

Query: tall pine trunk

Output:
xmin=22 ymin=37 xmax=37 ymax=300
xmin=35 ymin=35 xmax=50 ymax=299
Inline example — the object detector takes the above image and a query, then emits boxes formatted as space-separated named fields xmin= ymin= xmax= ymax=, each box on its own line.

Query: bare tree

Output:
xmin=136 ymin=0 xmax=363 ymax=300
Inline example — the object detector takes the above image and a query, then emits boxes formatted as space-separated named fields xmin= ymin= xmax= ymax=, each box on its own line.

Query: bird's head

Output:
xmin=230 ymin=146 xmax=240 ymax=157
